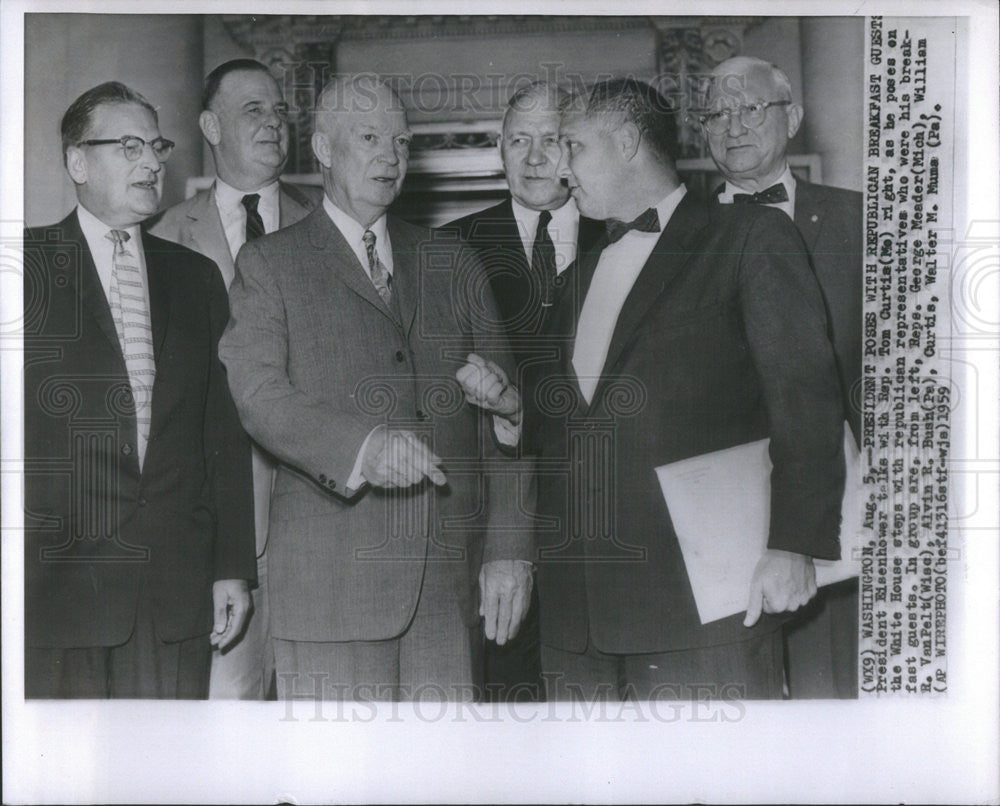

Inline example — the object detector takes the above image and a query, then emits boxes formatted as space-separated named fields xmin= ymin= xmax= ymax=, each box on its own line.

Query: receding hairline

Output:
xmin=501 ymin=81 xmax=570 ymax=137
xmin=710 ymin=56 xmax=793 ymax=102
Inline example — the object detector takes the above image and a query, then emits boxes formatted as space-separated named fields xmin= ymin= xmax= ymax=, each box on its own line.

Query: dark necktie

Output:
xmin=241 ymin=193 xmax=265 ymax=242
xmin=732 ymin=183 xmax=789 ymax=205
xmin=605 ymin=207 xmax=660 ymax=245
xmin=532 ymin=209 xmax=557 ymax=307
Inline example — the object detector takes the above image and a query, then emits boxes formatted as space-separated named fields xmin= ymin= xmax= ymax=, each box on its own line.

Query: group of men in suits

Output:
xmin=24 ymin=53 xmax=860 ymax=701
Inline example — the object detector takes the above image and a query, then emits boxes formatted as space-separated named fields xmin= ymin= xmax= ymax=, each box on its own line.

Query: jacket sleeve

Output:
xmin=737 ymin=208 xmax=846 ymax=560
xmin=218 ymin=240 xmax=371 ymax=497
xmin=203 ymin=259 xmax=257 ymax=583
xmin=452 ymin=243 xmax=535 ymax=564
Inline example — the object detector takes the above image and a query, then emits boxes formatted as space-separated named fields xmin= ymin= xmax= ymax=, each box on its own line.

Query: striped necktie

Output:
xmin=361 ymin=229 xmax=392 ymax=307
xmin=106 ymin=229 xmax=156 ymax=469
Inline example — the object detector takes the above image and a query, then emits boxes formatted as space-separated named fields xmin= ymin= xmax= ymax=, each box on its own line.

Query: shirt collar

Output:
xmin=718 ymin=163 xmax=796 ymax=205
xmin=76 ymin=202 xmax=142 ymax=262
xmin=215 ymin=176 xmax=281 ymax=211
xmin=510 ymin=195 xmax=579 ymax=235
xmin=322 ymin=195 xmax=393 ymax=272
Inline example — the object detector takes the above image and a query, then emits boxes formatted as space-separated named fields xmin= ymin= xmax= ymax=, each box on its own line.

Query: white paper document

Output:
xmin=655 ymin=426 xmax=862 ymax=625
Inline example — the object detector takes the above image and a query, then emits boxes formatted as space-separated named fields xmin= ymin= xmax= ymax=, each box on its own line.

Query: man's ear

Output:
xmin=786 ymin=103 xmax=804 ymax=140
xmin=65 ymin=146 xmax=87 ymax=185
xmin=199 ymin=110 xmax=222 ymax=146
xmin=617 ymin=121 xmax=641 ymax=161
xmin=311 ymin=131 xmax=331 ymax=168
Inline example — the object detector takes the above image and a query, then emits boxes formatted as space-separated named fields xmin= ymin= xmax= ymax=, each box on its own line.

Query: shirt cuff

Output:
xmin=492 ymin=414 xmax=521 ymax=448
xmin=346 ymin=427 xmax=379 ymax=492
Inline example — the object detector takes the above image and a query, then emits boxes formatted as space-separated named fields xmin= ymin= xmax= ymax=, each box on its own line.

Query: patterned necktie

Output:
xmin=605 ymin=207 xmax=660 ymax=244
xmin=732 ymin=183 xmax=789 ymax=205
xmin=532 ymin=209 xmax=557 ymax=307
xmin=361 ymin=229 xmax=392 ymax=306
xmin=105 ymin=229 xmax=156 ymax=469
xmin=242 ymin=193 xmax=265 ymax=242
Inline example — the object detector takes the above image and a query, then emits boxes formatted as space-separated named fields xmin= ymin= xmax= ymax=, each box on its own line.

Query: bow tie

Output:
xmin=605 ymin=208 xmax=660 ymax=244
xmin=731 ymin=183 xmax=789 ymax=205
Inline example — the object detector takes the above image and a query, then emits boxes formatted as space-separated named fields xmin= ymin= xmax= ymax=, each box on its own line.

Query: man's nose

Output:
xmin=527 ymin=139 xmax=546 ymax=166
xmin=556 ymin=148 xmax=571 ymax=180
xmin=137 ymin=141 xmax=161 ymax=172
xmin=378 ymin=141 xmax=401 ymax=166
xmin=727 ymin=109 xmax=748 ymax=136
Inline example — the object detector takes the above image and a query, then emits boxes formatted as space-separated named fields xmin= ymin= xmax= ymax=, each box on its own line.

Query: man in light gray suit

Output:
xmin=219 ymin=74 xmax=531 ymax=701
xmin=150 ymin=58 xmax=319 ymax=699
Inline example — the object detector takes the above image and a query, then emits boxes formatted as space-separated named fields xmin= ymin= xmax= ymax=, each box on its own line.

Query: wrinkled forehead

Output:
xmin=708 ymin=65 xmax=779 ymax=107
xmin=88 ymin=101 xmax=159 ymax=137
xmin=318 ymin=81 xmax=408 ymax=132
xmin=504 ymin=106 xmax=562 ymax=136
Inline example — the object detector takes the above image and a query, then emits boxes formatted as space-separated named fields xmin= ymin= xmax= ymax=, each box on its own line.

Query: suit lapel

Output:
xmin=182 ymin=184 xmax=236 ymax=285
xmin=387 ymin=216 xmax=418 ymax=335
xmin=305 ymin=208 xmax=400 ymax=327
xmin=65 ymin=211 xmax=126 ymax=367
xmin=278 ymin=182 xmax=314 ymax=228
xmin=587 ymin=192 xmax=707 ymax=410
xmin=793 ymin=180 xmax=826 ymax=253
xmin=142 ymin=234 xmax=171 ymax=361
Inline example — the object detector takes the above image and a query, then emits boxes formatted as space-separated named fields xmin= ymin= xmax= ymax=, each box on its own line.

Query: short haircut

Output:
xmin=575 ymin=78 xmax=678 ymax=164
xmin=501 ymin=80 xmax=571 ymax=136
xmin=710 ymin=56 xmax=794 ymax=102
xmin=202 ymin=58 xmax=274 ymax=111
xmin=60 ymin=81 xmax=158 ymax=164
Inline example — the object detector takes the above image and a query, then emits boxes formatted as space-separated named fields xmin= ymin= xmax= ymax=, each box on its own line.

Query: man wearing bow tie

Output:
xmin=468 ymin=77 xmax=845 ymax=700
xmin=704 ymin=56 xmax=862 ymax=698
xmin=150 ymin=58 xmax=319 ymax=700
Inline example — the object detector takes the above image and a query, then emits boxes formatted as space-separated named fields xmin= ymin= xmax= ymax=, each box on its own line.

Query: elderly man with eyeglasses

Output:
xmin=23 ymin=81 xmax=256 ymax=698
xmin=702 ymin=56 xmax=863 ymax=699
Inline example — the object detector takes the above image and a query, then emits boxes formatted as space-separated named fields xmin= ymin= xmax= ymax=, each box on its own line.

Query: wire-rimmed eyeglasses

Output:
xmin=696 ymin=100 xmax=791 ymax=134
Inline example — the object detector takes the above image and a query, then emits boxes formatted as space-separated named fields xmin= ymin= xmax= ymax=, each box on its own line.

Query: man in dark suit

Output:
xmin=446 ymin=81 xmax=602 ymax=702
xmin=703 ymin=56 xmax=862 ymax=698
xmin=23 ymin=82 xmax=256 ymax=698
xmin=150 ymin=58 xmax=320 ymax=700
xmin=218 ymin=75 xmax=531 ymax=701
xmin=470 ymin=78 xmax=845 ymax=700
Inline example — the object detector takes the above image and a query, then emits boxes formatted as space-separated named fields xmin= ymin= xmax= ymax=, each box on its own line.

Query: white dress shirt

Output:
xmin=322 ymin=195 xmax=393 ymax=279
xmin=76 ymin=203 xmax=149 ymax=321
xmin=717 ymin=163 xmax=796 ymax=221
xmin=510 ymin=196 xmax=580 ymax=275
xmin=214 ymin=177 xmax=281 ymax=261
xmin=572 ymin=185 xmax=687 ymax=405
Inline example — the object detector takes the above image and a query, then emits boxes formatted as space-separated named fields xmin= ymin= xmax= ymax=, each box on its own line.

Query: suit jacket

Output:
xmin=149 ymin=179 xmax=320 ymax=554
xmin=446 ymin=198 xmax=603 ymax=378
xmin=148 ymin=180 xmax=320 ymax=289
xmin=218 ymin=207 xmax=530 ymax=643
xmin=522 ymin=191 xmax=846 ymax=655
xmin=793 ymin=180 xmax=863 ymax=446
xmin=23 ymin=210 xmax=256 ymax=649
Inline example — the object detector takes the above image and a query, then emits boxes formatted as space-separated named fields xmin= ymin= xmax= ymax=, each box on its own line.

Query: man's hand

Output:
xmin=479 ymin=559 xmax=533 ymax=645
xmin=456 ymin=353 xmax=521 ymax=424
xmin=211 ymin=578 xmax=251 ymax=650
xmin=360 ymin=425 xmax=447 ymax=489
xmin=744 ymin=549 xmax=817 ymax=627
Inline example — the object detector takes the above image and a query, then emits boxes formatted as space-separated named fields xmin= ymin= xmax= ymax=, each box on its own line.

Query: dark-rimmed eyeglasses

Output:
xmin=77 ymin=135 xmax=175 ymax=162
xmin=696 ymin=100 xmax=791 ymax=134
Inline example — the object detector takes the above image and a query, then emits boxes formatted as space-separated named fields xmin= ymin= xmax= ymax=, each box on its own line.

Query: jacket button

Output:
xmin=328 ymin=479 xmax=336 ymax=489
xmin=121 ymin=443 xmax=133 ymax=456
xmin=395 ymin=350 xmax=406 ymax=362
xmin=319 ymin=473 xmax=327 ymax=483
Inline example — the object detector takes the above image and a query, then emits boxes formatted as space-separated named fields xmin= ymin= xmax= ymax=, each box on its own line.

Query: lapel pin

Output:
xmin=811 ymin=214 xmax=819 ymax=223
